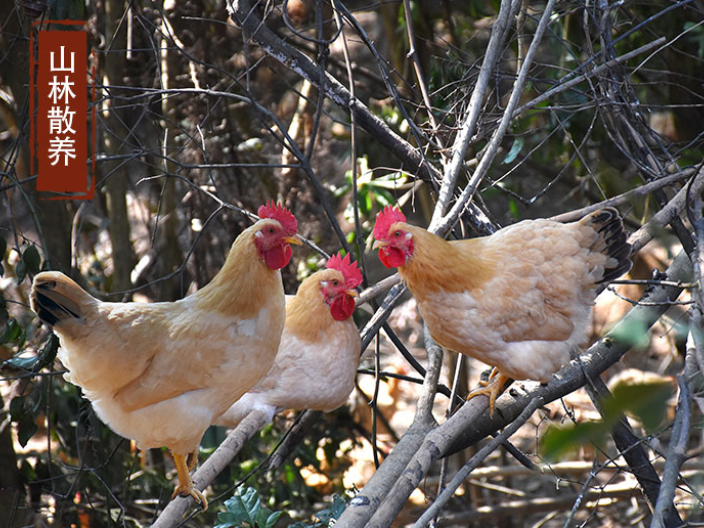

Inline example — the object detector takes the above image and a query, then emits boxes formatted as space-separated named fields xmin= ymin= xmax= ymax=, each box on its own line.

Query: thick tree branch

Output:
xmin=334 ymin=327 xmax=442 ymax=528
xmin=413 ymin=396 xmax=544 ymax=528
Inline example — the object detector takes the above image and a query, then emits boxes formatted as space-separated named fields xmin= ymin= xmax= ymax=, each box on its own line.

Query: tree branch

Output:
xmin=650 ymin=376 xmax=690 ymax=528
xmin=334 ymin=327 xmax=442 ymax=528
xmin=413 ymin=396 xmax=544 ymax=528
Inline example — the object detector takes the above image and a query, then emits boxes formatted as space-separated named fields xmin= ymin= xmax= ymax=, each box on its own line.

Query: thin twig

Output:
xmin=402 ymin=0 xmax=445 ymax=154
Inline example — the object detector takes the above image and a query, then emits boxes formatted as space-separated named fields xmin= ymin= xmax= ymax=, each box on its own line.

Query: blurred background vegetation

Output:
xmin=1 ymin=0 xmax=703 ymax=526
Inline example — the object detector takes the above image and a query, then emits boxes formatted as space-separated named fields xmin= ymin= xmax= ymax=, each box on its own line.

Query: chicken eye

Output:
xmin=332 ymin=280 xmax=339 ymax=286
xmin=268 ymin=227 xmax=275 ymax=234
xmin=394 ymin=230 xmax=402 ymax=237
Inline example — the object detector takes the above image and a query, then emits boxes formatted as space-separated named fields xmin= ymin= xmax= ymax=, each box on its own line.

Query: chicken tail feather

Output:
xmin=31 ymin=272 xmax=94 ymax=327
xmin=581 ymin=208 xmax=632 ymax=283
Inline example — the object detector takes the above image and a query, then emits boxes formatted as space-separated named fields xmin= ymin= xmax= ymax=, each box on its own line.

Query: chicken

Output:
xmin=372 ymin=206 xmax=631 ymax=413
xmin=30 ymin=202 xmax=301 ymax=510
xmin=215 ymin=252 xmax=362 ymax=427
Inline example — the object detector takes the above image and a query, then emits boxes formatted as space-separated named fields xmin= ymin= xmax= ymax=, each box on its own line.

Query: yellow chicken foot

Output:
xmin=466 ymin=370 xmax=510 ymax=416
xmin=171 ymin=452 xmax=208 ymax=511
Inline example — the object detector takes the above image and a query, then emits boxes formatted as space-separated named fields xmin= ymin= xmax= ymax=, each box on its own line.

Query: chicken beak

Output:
xmin=372 ymin=240 xmax=387 ymax=250
xmin=284 ymin=235 xmax=303 ymax=246
xmin=346 ymin=289 xmax=359 ymax=298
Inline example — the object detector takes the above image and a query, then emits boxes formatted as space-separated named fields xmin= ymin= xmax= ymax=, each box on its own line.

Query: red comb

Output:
xmin=257 ymin=201 xmax=298 ymax=234
xmin=327 ymin=252 xmax=363 ymax=289
xmin=373 ymin=206 xmax=406 ymax=240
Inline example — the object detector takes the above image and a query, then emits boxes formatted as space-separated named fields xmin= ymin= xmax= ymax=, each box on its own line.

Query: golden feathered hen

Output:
xmin=30 ymin=202 xmax=301 ymax=509
xmin=372 ymin=206 xmax=631 ymax=413
xmin=216 ymin=252 xmax=362 ymax=426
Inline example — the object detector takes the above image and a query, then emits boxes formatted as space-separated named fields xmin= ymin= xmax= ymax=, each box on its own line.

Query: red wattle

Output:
xmin=379 ymin=247 xmax=407 ymax=268
xmin=331 ymin=294 xmax=355 ymax=321
xmin=264 ymin=244 xmax=293 ymax=270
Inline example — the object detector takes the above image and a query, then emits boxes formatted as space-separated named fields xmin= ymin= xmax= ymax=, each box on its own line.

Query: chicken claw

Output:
xmin=466 ymin=369 xmax=510 ymax=416
xmin=171 ymin=453 xmax=208 ymax=511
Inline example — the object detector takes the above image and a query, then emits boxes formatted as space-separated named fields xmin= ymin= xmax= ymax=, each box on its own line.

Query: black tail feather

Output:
xmin=30 ymin=275 xmax=86 ymax=327
xmin=587 ymin=208 xmax=632 ymax=284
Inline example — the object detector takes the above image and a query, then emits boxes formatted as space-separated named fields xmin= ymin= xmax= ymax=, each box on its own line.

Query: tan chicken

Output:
xmin=372 ymin=206 xmax=631 ymax=413
xmin=216 ymin=252 xmax=362 ymax=426
xmin=30 ymin=202 xmax=301 ymax=509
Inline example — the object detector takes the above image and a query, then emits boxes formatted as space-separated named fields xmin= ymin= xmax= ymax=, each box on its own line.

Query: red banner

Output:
xmin=31 ymin=24 xmax=93 ymax=198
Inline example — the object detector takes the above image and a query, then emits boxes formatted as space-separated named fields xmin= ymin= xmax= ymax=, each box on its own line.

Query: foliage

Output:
xmin=290 ymin=494 xmax=348 ymax=528
xmin=541 ymin=380 xmax=676 ymax=461
xmin=214 ymin=487 xmax=283 ymax=528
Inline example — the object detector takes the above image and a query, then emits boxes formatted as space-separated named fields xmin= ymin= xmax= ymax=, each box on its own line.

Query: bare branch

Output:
xmin=225 ymin=0 xmax=495 ymax=235
xmin=628 ymin=165 xmax=704 ymax=254
xmin=650 ymin=376 xmax=691 ymax=528
xmin=334 ymin=327 xmax=442 ymax=528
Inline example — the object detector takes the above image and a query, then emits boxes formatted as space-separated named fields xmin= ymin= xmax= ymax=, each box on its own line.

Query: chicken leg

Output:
xmin=466 ymin=368 xmax=511 ymax=416
xmin=171 ymin=452 xmax=207 ymax=510
xmin=186 ymin=449 xmax=199 ymax=472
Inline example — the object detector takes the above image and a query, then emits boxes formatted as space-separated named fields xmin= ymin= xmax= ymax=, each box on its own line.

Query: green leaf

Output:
xmin=606 ymin=381 xmax=674 ymax=432
xmin=541 ymin=380 xmax=675 ymax=460
xmin=220 ymin=487 xmax=260 ymax=527
xmin=540 ymin=421 xmax=610 ymax=461
xmin=9 ymin=395 xmax=26 ymax=422
xmin=257 ymin=509 xmax=282 ymax=528
xmin=15 ymin=260 xmax=26 ymax=284
xmin=217 ymin=487 xmax=286 ymax=528
xmin=4 ymin=334 xmax=59 ymax=371
xmin=316 ymin=494 xmax=347 ymax=524
xmin=214 ymin=512 xmax=239 ymax=528
xmin=22 ymin=245 xmax=42 ymax=274
xmin=0 ymin=319 xmax=21 ymax=345
xmin=503 ymin=137 xmax=525 ymax=164
xmin=17 ymin=418 xmax=38 ymax=448
xmin=373 ymin=188 xmax=396 ymax=208
xmin=4 ymin=355 xmax=38 ymax=371
xmin=508 ymin=199 xmax=519 ymax=220
xmin=607 ymin=315 xmax=651 ymax=350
